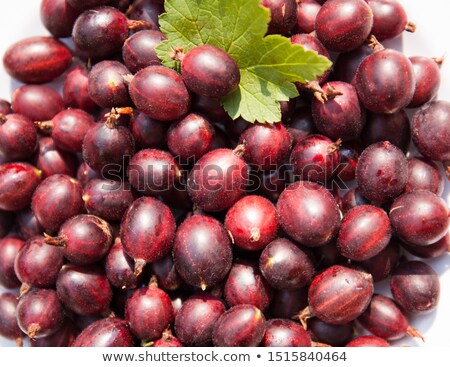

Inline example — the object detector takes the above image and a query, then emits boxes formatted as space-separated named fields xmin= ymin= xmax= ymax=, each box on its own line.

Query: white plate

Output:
xmin=0 ymin=0 xmax=449 ymax=347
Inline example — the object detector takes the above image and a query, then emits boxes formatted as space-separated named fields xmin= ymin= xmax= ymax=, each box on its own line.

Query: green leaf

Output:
xmin=156 ymin=0 xmax=332 ymax=123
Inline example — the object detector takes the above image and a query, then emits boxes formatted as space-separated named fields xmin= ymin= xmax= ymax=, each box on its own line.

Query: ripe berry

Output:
xmin=34 ymin=137 xmax=79 ymax=178
xmin=389 ymin=190 xmax=448 ymax=246
xmin=355 ymin=49 xmax=415 ymax=114
xmin=212 ymin=304 xmax=266 ymax=347
xmin=173 ymin=215 xmax=232 ymax=290
xmin=40 ymin=0 xmax=81 ymax=38
xmin=16 ymin=289 xmax=64 ymax=339
xmin=83 ymin=179 xmax=135 ymax=221
xmin=174 ymin=294 xmax=225 ymax=347
xmin=261 ymin=0 xmax=298 ymax=35
xmin=32 ymin=174 xmax=84 ymax=233
xmin=315 ymin=0 xmax=373 ymax=52
xmin=125 ymin=281 xmax=173 ymax=341
xmin=44 ymin=214 xmax=113 ymax=265
xmin=0 ymin=293 xmax=24 ymax=345
xmin=56 ymin=263 xmax=113 ymax=316
xmin=188 ymin=148 xmax=248 ymax=212
xmin=356 ymin=141 xmax=407 ymax=203
xmin=404 ymin=157 xmax=443 ymax=195
xmin=337 ymin=205 xmax=391 ymax=261
xmin=224 ymin=260 xmax=274 ymax=311
xmin=72 ymin=318 xmax=133 ymax=347
xmin=390 ymin=261 xmax=440 ymax=314
xmin=408 ymin=57 xmax=441 ymax=108
xmin=63 ymin=65 xmax=98 ymax=113
xmin=122 ymin=30 xmax=166 ymax=73
xmin=120 ymin=197 xmax=176 ymax=275
xmin=3 ymin=36 xmax=72 ymax=84
xmin=239 ymin=122 xmax=291 ymax=171
xmin=304 ymin=265 xmax=374 ymax=325
xmin=0 ymin=163 xmax=42 ymax=212
xmin=0 ymin=113 xmax=37 ymax=161
xmin=129 ymin=65 xmax=191 ymax=121
xmin=14 ymin=236 xmax=64 ymax=290
xmin=262 ymin=319 xmax=312 ymax=347
xmin=346 ymin=335 xmax=390 ymax=347
xmin=0 ymin=237 xmax=25 ymax=289
xmin=225 ymin=195 xmax=278 ymax=251
xmin=277 ymin=181 xmax=340 ymax=247
xmin=259 ymin=238 xmax=315 ymax=289
xmin=12 ymin=85 xmax=64 ymax=122
xmin=181 ymin=45 xmax=240 ymax=98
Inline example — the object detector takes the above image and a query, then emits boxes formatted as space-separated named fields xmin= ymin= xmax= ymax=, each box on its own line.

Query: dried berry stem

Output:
xmin=367 ymin=34 xmax=384 ymax=52
xmin=405 ymin=22 xmax=416 ymax=33
xmin=43 ymin=233 xmax=67 ymax=247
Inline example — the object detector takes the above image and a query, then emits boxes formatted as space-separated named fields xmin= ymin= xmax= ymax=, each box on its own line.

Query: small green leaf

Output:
xmin=156 ymin=0 xmax=332 ymax=124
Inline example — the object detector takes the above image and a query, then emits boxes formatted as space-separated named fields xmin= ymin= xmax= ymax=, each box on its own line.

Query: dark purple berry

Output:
xmin=72 ymin=318 xmax=133 ymax=347
xmin=0 ymin=237 xmax=25 ymax=289
xmin=0 ymin=293 xmax=24 ymax=345
xmin=40 ymin=0 xmax=81 ymax=38
xmin=262 ymin=319 xmax=311 ymax=347
xmin=261 ymin=0 xmax=297 ymax=35
xmin=408 ymin=57 xmax=441 ymax=108
xmin=0 ymin=114 xmax=37 ymax=161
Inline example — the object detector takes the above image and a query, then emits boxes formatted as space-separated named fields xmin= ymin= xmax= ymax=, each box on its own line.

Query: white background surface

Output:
xmin=0 ymin=0 xmax=449 ymax=347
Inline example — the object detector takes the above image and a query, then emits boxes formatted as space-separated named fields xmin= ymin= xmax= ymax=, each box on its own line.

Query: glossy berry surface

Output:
xmin=358 ymin=294 xmax=422 ymax=341
xmin=56 ymin=263 xmax=113 ymax=316
xmin=82 ymin=120 xmax=135 ymax=175
xmin=337 ymin=205 xmax=391 ymax=261
xmin=0 ymin=237 xmax=24 ymax=289
xmin=72 ymin=318 xmax=133 ymax=347
xmin=12 ymin=85 xmax=64 ymax=122
xmin=334 ymin=44 xmax=373 ymax=84
xmin=346 ymin=335 xmax=390 ymax=347
xmin=125 ymin=284 xmax=173 ymax=341
xmin=368 ymin=0 xmax=413 ymax=41
xmin=390 ymin=261 xmax=440 ymax=314
xmin=239 ymin=122 xmax=291 ymax=171
xmin=182 ymin=45 xmax=240 ymax=98
xmin=63 ymin=66 xmax=98 ymax=113
xmin=408 ymin=57 xmax=441 ymax=108
xmin=120 ymin=197 xmax=176 ymax=275
xmin=389 ymin=190 xmax=448 ymax=246
xmin=308 ymin=318 xmax=354 ymax=346
xmin=338 ymin=143 xmax=360 ymax=182
xmin=356 ymin=141 xmax=407 ymax=203
xmin=128 ymin=149 xmax=181 ymax=196
xmin=261 ymin=0 xmax=297 ymax=35
xmin=362 ymin=110 xmax=411 ymax=153
xmin=315 ymin=0 xmax=373 ymax=52
xmin=411 ymin=101 xmax=450 ymax=162
xmin=40 ymin=0 xmax=81 ymax=38
xmin=105 ymin=240 xmax=142 ymax=290
xmin=130 ymin=113 xmax=168 ymax=149
xmin=188 ymin=148 xmax=248 ymax=212
xmin=16 ymin=289 xmax=64 ymax=339
xmin=402 ymin=233 xmax=449 ymax=259
xmin=212 ymin=304 xmax=266 ymax=347
xmin=122 ymin=30 xmax=166 ymax=73
xmin=34 ymin=137 xmax=78 ymax=178
xmin=167 ymin=113 xmax=214 ymax=161
xmin=355 ymin=49 xmax=415 ymax=114
xmin=286 ymin=106 xmax=316 ymax=145
xmin=87 ymin=61 xmax=131 ymax=108
xmin=174 ymin=294 xmax=225 ymax=347
xmin=307 ymin=265 xmax=374 ymax=325
xmin=224 ymin=260 xmax=273 ymax=311
xmin=0 ymin=163 xmax=42 ymax=212
xmin=0 ymin=114 xmax=37 ymax=161
xmin=312 ymin=81 xmax=365 ymax=142
xmin=49 ymin=109 xmax=96 ymax=153
xmin=294 ymin=0 xmax=321 ymax=34
xmin=173 ymin=215 xmax=232 ymax=290
xmin=225 ymin=195 xmax=278 ymax=251
xmin=72 ymin=6 xmax=129 ymax=59
xmin=260 ymin=238 xmax=315 ymax=289
xmin=31 ymin=174 xmax=84 ymax=233
xmin=262 ymin=319 xmax=311 ymax=347
xmin=129 ymin=65 xmax=191 ymax=121
xmin=290 ymin=134 xmax=340 ymax=184
xmin=0 ymin=293 xmax=23 ymax=344
xmin=404 ymin=157 xmax=443 ymax=195
xmin=277 ymin=181 xmax=340 ymax=247
xmin=83 ymin=179 xmax=135 ymax=221
xmin=14 ymin=236 xmax=64 ymax=289
xmin=3 ymin=36 xmax=72 ymax=84
xmin=45 ymin=214 xmax=113 ymax=265
xmin=356 ymin=240 xmax=401 ymax=282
